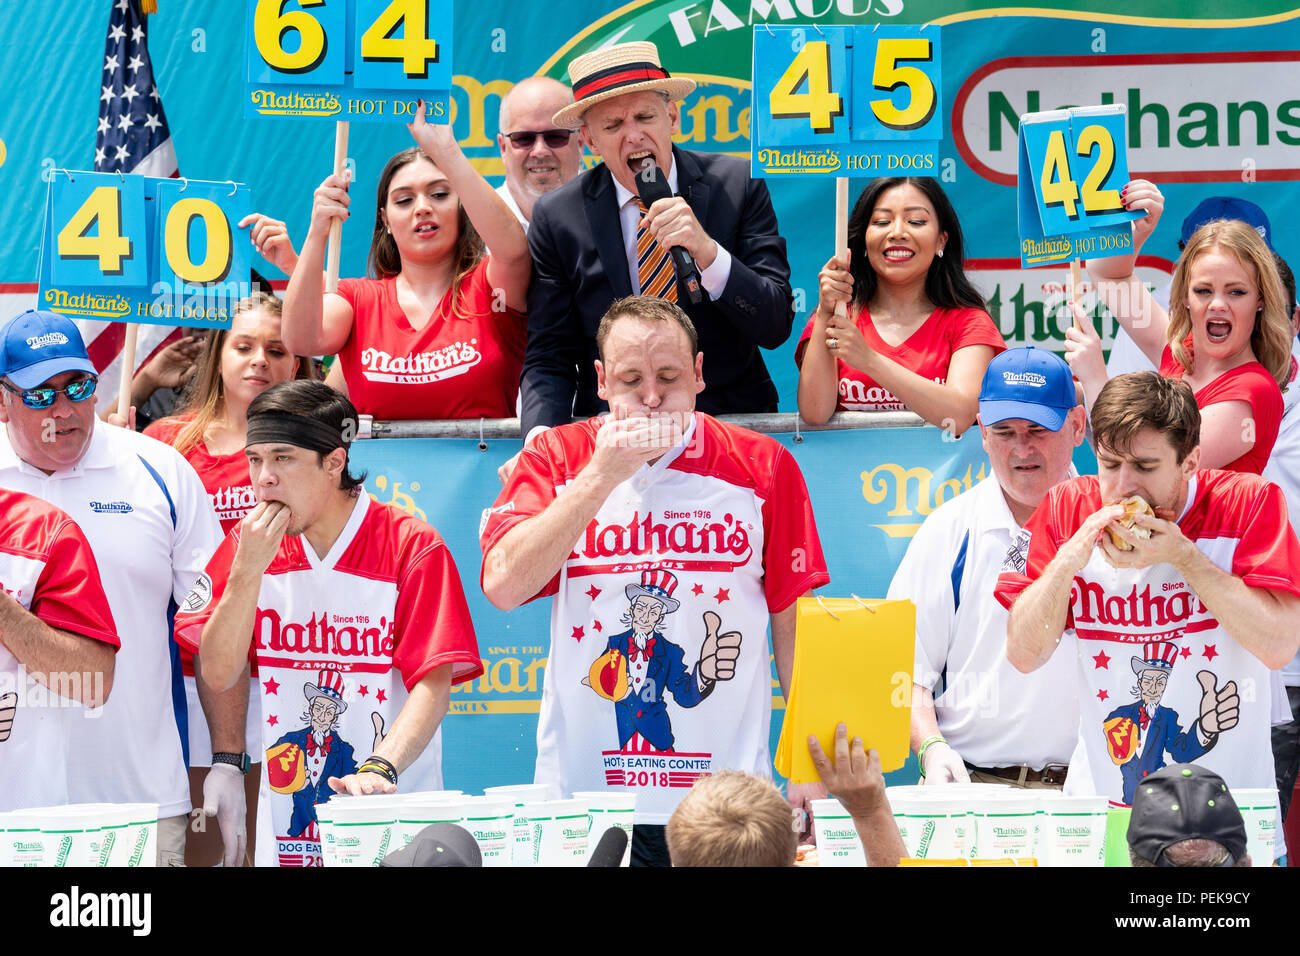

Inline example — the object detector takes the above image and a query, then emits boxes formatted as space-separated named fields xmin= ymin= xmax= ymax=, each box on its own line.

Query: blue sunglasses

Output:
xmin=1 ymin=375 xmax=99 ymax=410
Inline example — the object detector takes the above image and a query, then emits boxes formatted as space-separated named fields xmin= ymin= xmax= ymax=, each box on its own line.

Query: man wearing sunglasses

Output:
xmin=495 ymin=77 xmax=585 ymax=231
xmin=0 ymin=309 xmax=223 ymax=866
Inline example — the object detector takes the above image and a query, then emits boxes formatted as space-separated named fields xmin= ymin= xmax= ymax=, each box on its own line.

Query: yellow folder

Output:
xmin=775 ymin=596 xmax=914 ymax=783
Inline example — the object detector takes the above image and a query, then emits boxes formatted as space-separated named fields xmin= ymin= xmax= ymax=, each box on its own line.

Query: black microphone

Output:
xmin=586 ymin=826 xmax=630 ymax=867
xmin=635 ymin=158 xmax=704 ymax=305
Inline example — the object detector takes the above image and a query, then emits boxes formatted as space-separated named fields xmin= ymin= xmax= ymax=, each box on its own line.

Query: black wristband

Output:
xmin=360 ymin=754 xmax=398 ymax=784
xmin=212 ymin=751 xmax=251 ymax=774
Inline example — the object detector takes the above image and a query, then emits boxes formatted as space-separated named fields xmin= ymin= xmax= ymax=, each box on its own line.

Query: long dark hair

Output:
xmin=368 ymin=148 xmax=485 ymax=319
xmin=846 ymin=177 xmax=986 ymax=312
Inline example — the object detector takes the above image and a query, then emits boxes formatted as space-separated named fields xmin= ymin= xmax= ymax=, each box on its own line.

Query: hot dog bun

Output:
xmin=1108 ymin=496 xmax=1154 ymax=551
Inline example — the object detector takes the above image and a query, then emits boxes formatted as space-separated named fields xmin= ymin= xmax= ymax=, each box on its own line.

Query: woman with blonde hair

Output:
xmin=145 ymin=291 xmax=314 ymax=866
xmin=1067 ymin=180 xmax=1291 ymax=473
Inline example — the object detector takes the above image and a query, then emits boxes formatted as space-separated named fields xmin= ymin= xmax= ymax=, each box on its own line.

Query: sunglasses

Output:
xmin=504 ymin=129 xmax=573 ymax=150
xmin=1 ymin=375 xmax=98 ymax=410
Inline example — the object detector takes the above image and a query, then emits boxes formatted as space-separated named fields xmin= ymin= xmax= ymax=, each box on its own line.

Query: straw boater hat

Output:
xmin=552 ymin=41 xmax=696 ymax=129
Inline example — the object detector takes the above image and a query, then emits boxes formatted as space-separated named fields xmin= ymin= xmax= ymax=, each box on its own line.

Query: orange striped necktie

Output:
xmin=635 ymin=198 xmax=678 ymax=303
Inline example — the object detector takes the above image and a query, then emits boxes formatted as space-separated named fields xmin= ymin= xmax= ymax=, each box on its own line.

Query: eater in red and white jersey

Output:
xmin=482 ymin=295 xmax=829 ymax=867
xmin=176 ymin=380 xmax=482 ymax=867
xmin=0 ymin=309 xmax=222 ymax=866
xmin=0 ymin=488 xmax=118 ymax=811
xmin=283 ymin=101 xmax=530 ymax=421
xmin=145 ymin=291 xmax=315 ymax=867
xmin=996 ymin=374 xmax=1300 ymax=856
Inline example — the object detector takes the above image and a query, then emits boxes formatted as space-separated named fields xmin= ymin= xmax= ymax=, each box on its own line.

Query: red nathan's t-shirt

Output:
xmin=1159 ymin=344 xmax=1282 ymax=474
xmin=795 ymin=305 xmax=1005 ymax=412
xmin=335 ymin=258 xmax=526 ymax=420
xmin=145 ymin=415 xmax=258 ymax=677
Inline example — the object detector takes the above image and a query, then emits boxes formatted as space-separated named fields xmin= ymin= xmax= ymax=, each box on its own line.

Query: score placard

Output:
xmin=37 ymin=171 xmax=251 ymax=330
xmin=1017 ymin=105 xmax=1144 ymax=268
xmin=244 ymin=0 xmax=453 ymax=124
xmin=751 ymin=24 xmax=940 ymax=178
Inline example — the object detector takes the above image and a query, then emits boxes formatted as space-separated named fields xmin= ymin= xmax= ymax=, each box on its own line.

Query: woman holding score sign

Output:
xmin=1066 ymin=179 xmax=1291 ymax=473
xmin=283 ymin=102 xmax=530 ymax=420
xmin=795 ymin=177 xmax=1005 ymax=432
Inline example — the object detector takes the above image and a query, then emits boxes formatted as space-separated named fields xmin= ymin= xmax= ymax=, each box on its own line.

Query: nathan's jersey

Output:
xmin=995 ymin=472 xmax=1300 ymax=812
xmin=482 ymin=413 xmax=829 ymax=823
xmin=796 ymin=306 xmax=1005 ymax=412
xmin=0 ymin=489 xmax=118 ymax=810
xmin=176 ymin=493 xmax=483 ymax=866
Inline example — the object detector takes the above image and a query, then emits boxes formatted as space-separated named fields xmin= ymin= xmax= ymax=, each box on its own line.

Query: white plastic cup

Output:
xmin=78 ymin=804 xmax=134 ymax=868
xmin=574 ymin=791 xmax=635 ymax=867
xmin=900 ymin=791 xmax=972 ymax=859
xmin=1231 ymin=787 xmax=1280 ymax=868
xmin=37 ymin=805 xmax=103 ymax=867
xmin=1036 ymin=795 xmax=1108 ymax=867
xmin=1 ymin=811 xmax=50 ymax=867
xmin=117 ymin=803 xmax=159 ymax=868
xmin=459 ymin=796 xmax=515 ymax=867
xmin=319 ymin=795 xmax=403 ymax=867
xmin=393 ymin=797 xmax=465 ymax=851
xmin=810 ymin=798 xmax=866 ymax=867
xmin=522 ymin=799 xmax=590 ymax=866
xmin=485 ymin=785 xmax=553 ymax=867
xmin=968 ymin=792 xmax=1040 ymax=860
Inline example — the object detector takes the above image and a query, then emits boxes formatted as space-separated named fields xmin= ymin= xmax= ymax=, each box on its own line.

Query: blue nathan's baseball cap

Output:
xmin=978 ymin=346 xmax=1076 ymax=431
xmin=0 ymin=310 xmax=97 ymax=389
xmin=1180 ymin=196 xmax=1272 ymax=251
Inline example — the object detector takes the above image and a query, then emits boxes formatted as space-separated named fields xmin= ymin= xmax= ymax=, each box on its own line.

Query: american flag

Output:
xmin=85 ymin=0 xmax=182 ymax=412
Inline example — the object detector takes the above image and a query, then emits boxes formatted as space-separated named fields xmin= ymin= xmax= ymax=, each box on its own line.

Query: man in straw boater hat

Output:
xmin=483 ymin=295 xmax=828 ymax=867
xmin=996 ymin=372 xmax=1300 ymax=859
xmin=511 ymin=40 xmax=794 ymax=477
xmin=175 ymin=380 xmax=483 ymax=867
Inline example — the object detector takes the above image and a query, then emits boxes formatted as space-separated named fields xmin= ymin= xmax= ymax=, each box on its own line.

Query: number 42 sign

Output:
xmin=1017 ymin=105 xmax=1144 ymax=268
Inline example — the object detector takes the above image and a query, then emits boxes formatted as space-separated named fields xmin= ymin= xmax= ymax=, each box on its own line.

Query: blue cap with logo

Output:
xmin=0 ymin=310 xmax=97 ymax=390
xmin=978 ymin=346 xmax=1076 ymax=431
xmin=1180 ymin=196 xmax=1271 ymax=250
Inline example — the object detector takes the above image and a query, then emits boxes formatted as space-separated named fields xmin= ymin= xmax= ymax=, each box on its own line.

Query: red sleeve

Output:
xmin=173 ymin=530 xmax=241 ymax=657
xmin=392 ymin=532 xmax=484 ymax=689
xmin=1230 ymin=481 xmax=1300 ymax=598
xmin=994 ymin=485 xmax=1077 ymax=624
xmin=793 ymin=314 xmax=816 ymax=368
xmin=1159 ymin=345 xmax=1182 ymax=377
xmin=32 ymin=517 xmax=119 ymax=649
xmin=1198 ymin=364 xmax=1283 ymax=433
xmin=479 ymin=436 xmax=567 ymax=602
xmin=761 ymin=446 xmax=830 ymax=612
xmin=948 ymin=307 xmax=1007 ymax=356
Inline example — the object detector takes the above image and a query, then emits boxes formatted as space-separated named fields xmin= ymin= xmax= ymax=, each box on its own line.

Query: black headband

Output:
xmin=246 ymin=411 xmax=350 ymax=454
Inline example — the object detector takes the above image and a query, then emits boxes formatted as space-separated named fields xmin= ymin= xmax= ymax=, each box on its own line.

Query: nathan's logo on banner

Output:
xmin=569 ymin=510 xmax=754 ymax=569
xmin=249 ymin=89 xmax=342 ymax=117
xmin=253 ymin=608 xmax=396 ymax=659
xmin=664 ymin=0 xmax=906 ymax=47
xmin=861 ymin=461 xmax=987 ymax=538
xmin=755 ymin=147 xmax=843 ymax=173
xmin=954 ymin=52 xmax=1300 ymax=186
xmin=42 ymin=288 xmax=132 ymax=319
xmin=360 ymin=341 xmax=482 ymax=384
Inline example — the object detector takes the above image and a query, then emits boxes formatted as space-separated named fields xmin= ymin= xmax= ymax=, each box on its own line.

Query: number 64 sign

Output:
xmin=36 ymin=171 xmax=251 ymax=329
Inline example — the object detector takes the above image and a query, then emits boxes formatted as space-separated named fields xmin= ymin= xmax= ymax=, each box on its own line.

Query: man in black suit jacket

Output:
xmin=518 ymin=42 xmax=794 ymax=444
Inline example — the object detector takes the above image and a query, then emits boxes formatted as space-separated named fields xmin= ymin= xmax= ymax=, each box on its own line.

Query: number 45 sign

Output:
xmin=36 ymin=171 xmax=251 ymax=329
xmin=1017 ymin=105 xmax=1144 ymax=268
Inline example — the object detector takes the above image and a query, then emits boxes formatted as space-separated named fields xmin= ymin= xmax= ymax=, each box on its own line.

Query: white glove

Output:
xmin=921 ymin=741 xmax=970 ymax=785
xmin=202 ymin=763 xmax=248 ymax=867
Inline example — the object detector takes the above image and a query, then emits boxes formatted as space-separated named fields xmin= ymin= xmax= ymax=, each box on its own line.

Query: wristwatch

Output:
xmin=212 ymin=751 xmax=251 ymax=774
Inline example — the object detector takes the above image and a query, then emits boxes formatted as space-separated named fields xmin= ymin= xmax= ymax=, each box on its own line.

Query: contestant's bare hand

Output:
xmin=588 ymin=411 xmax=684 ymax=487
xmin=308 ymin=171 xmax=351 ymax=240
xmin=1101 ymin=508 xmax=1195 ymax=571
xmin=328 ymin=771 xmax=398 ymax=796
xmin=808 ymin=723 xmax=888 ymax=821
xmin=642 ymin=197 xmax=718 ymax=270
xmin=815 ymin=253 xmax=853 ymax=321
xmin=1055 ymin=503 xmax=1127 ymax=576
xmin=234 ymin=501 xmax=290 ymax=576
xmin=239 ymin=213 xmax=299 ymax=275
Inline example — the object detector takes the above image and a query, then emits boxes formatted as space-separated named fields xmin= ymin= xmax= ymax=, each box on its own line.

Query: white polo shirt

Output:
xmin=0 ymin=420 xmax=221 ymax=817
xmin=889 ymin=473 xmax=1079 ymax=770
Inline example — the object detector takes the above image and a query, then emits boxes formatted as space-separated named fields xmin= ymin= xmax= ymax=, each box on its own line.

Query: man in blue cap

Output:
xmin=0 ymin=309 xmax=225 ymax=865
xmin=889 ymin=346 xmax=1086 ymax=787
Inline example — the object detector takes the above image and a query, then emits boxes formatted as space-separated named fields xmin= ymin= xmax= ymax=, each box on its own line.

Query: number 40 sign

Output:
xmin=1017 ymin=105 xmax=1144 ymax=268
